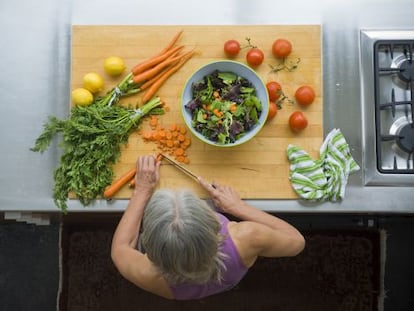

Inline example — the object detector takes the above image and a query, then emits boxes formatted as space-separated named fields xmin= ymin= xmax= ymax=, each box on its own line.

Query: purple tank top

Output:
xmin=169 ymin=213 xmax=248 ymax=300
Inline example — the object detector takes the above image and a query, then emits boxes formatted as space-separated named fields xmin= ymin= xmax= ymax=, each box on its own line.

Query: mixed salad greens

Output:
xmin=184 ymin=70 xmax=263 ymax=144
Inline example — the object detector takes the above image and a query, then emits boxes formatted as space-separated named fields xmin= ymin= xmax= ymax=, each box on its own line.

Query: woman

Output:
xmin=111 ymin=154 xmax=305 ymax=300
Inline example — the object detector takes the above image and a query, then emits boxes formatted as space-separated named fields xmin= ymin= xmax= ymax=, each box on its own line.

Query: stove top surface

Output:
xmin=360 ymin=30 xmax=414 ymax=186
xmin=374 ymin=40 xmax=414 ymax=173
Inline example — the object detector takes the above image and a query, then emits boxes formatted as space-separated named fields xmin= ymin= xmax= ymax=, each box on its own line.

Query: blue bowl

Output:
xmin=181 ymin=60 xmax=269 ymax=147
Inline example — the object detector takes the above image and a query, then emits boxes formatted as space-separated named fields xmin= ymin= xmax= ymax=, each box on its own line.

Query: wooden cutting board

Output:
xmin=71 ymin=25 xmax=322 ymax=199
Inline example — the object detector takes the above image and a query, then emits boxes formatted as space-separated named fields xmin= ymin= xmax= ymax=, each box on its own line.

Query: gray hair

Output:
xmin=141 ymin=189 xmax=227 ymax=285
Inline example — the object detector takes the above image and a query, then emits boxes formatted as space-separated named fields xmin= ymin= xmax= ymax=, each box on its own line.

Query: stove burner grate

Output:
xmin=374 ymin=40 xmax=414 ymax=174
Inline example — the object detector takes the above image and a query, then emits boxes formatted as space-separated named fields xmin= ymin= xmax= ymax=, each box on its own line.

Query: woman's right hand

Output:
xmin=134 ymin=154 xmax=160 ymax=194
xmin=198 ymin=177 xmax=245 ymax=215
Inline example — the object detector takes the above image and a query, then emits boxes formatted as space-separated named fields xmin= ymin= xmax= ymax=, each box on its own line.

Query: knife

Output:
xmin=160 ymin=153 xmax=199 ymax=181
xmin=160 ymin=153 xmax=217 ymax=189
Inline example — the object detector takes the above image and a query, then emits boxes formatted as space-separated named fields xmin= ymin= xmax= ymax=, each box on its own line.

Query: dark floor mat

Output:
xmin=0 ymin=221 xmax=60 ymax=311
xmin=59 ymin=219 xmax=383 ymax=311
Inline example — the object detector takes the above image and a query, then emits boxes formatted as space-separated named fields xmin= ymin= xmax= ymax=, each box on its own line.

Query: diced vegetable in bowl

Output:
xmin=182 ymin=60 xmax=269 ymax=147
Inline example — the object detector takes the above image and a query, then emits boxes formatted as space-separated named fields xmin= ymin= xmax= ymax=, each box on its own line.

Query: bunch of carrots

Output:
xmin=130 ymin=30 xmax=194 ymax=103
xmin=103 ymin=30 xmax=195 ymax=200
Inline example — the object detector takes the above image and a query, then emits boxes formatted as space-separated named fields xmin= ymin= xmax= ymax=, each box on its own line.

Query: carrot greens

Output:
xmin=31 ymin=95 xmax=164 ymax=213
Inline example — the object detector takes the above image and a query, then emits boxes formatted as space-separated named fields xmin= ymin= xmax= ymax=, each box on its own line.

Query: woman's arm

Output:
xmin=198 ymin=178 xmax=305 ymax=258
xmin=111 ymin=155 xmax=168 ymax=294
xmin=111 ymin=155 xmax=160 ymax=252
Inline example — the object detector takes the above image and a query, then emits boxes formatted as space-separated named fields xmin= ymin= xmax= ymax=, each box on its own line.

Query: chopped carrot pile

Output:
xmin=141 ymin=117 xmax=191 ymax=164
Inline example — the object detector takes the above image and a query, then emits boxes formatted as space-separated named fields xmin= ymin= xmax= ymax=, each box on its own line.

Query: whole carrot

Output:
xmin=141 ymin=51 xmax=194 ymax=103
xmin=132 ymin=52 xmax=185 ymax=84
xmin=131 ymin=45 xmax=184 ymax=76
xmin=157 ymin=30 xmax=183 ymax=56
xmin=103 ymin=167 xmax=137 ymax=199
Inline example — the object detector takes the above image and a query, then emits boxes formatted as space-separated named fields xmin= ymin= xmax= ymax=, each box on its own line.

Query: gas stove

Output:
xmin=360 ymin=30 xmax=414 ymax=186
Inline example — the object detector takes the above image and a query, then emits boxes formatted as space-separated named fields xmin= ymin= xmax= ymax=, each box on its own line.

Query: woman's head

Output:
xmin=141 ymin=189 xmax=226 ymax=284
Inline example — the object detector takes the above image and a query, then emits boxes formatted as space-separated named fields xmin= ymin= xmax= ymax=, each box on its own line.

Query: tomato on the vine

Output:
xmin=266 ymin=81 xmax=282 ymax=101
xmin=224 ymin=39 xmax=241 ymax=58
xmin=267 ymin=101 xmax=278 ymax=121
xmin=289 ymin=111 xmax=308 ymax=132
xmin=272 ymin=38 xmax=292 ymax=58
xmin=246 ymin=48 xmax=264 ymax=67
xmin=295 ymin=85 xmax=315 ymax=107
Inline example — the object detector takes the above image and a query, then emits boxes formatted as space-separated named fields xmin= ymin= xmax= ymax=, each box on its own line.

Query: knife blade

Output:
xmin=160 ymin=153 xmax=199 ymax=181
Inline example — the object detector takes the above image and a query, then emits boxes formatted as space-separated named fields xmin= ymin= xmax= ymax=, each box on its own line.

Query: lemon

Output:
xmin=103 ymin=56 xmax=126 ymax=76
xmin=71 ymin=88 xmax=94 ymax=106
xmin=83 ymin=72 xmax=104 ymax=93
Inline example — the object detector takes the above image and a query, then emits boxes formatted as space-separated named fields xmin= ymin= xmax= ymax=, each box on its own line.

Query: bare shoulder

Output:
xmin=227 ymin=221 xmax=263 ymax=267
xmin=112 ymin=246 xmax=173 ymax=299
xmin=228 ymin=220 xmax=305 ymax=261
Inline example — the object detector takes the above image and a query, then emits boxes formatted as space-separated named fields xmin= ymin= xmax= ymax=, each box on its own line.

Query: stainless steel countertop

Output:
xmin=1 ymin=0 xmax=413 ymax=213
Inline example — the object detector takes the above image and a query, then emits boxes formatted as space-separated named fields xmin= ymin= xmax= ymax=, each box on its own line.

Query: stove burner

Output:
xmin=389 ymin=116 xmax=414 ymax=154
xmin=391 ymin=54 xmax=414 ymax=88
xmin=398 ymin=58 xmax=414 ymax=83
xmin=397 ymin=123 xmax=414 ymax=152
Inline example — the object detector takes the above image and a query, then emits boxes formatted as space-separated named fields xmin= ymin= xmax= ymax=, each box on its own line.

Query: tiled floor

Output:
xmin=1 ymin=213 xmax=413 ymax=311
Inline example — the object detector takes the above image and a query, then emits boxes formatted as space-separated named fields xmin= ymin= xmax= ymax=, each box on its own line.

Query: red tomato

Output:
xmin=272 ymin=39 xmax=292 ymax=58
xmin=246 ymin=48 xmax=264 ymax=67
xmin=224 ymin=39 xmax=241 ymax=58
xmin=266 ymin=81 xmax=282 ymax=101
xmin=289 ymin=111 xmax=308 ymax=132
xmin=267 ymin=101 xmax=278 ymax=121
xmin=295 ymin=85 xmax=315 ymax=107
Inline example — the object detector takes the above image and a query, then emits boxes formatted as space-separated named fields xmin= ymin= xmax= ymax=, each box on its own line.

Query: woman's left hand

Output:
xmin=134 ymin=154 xmax=161 ymax=193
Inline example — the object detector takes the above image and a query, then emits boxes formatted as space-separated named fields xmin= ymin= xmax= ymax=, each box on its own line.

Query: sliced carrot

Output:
xmin=149 ymin=116 xmax=158 ymax=128
xmin=178 ymin=125 xmax=187 ymax=134
xmin=174 ymin=148 xmax=185 ymax=156
xmin=165 ymin=131 xmax=172 ymax=140
xmin=175 ymin=156 xmax=185 ymax=163
xmin=139 ymin=123 xmax=192 ymax=164
xmin=142 ymin=132 xmax=152 ymax=140
xmin=182 ymin=137 xmax=191 ymax=148
xmin=169 ymin=123 xmax=177 ymax=131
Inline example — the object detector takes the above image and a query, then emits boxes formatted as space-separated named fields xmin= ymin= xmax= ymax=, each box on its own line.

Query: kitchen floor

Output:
xmin=1 ymin=213 xmax=413 ymax=311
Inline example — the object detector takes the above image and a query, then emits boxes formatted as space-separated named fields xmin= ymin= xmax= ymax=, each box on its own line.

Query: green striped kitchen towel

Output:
xmin=286 ymin=128 xmax=360 ymax=201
